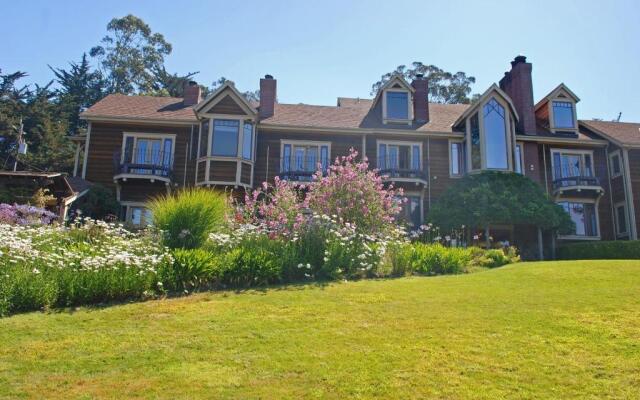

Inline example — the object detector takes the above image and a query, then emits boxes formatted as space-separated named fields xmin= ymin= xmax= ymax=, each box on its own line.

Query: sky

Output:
xmin=2 ymin=0 xmax=640 ymax=121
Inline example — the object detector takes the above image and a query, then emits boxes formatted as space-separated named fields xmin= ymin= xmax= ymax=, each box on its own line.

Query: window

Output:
xmin=450 ymin=141 xmax=465 ymax=176
xmin=398 ymin=195 xmax=422 ymax=228
xmin=211 ymin=119 xmax=239 ymax=156
xmin=121 ymin=134 xmax=174 ymax=176
xmin=378 ymin=142 xmax=421 ymax=171
xmin=558 ymin=201 xmax=598 ymax=237
xmin=514 ymin=143 xmax=523 ymax=174
xmin=385 ymin=91 xmax=409 ymax=120
xmin=552 ymin=101 xmax=575 ymax=129
xmin=483 ymin=98 xmax=508 ymax=169
xmin=199 ymin=121 xmax=208 ymax=157
xmin=242 ymin=122 xmax=253 ymax=160
xmin=609 ymin=151 xmax=622 ymax=178
xmin=552 ymin=150 xmax=593 ymax=179
xmin=470 ymin=112 xmax=481 ymax=170
xmin=615 ymin=203 xmax=628 ymax=236
xmin=129 ymin=206 xmax=153 ymax=227
xmin=281 ymin=141 xmax=330 ymax=180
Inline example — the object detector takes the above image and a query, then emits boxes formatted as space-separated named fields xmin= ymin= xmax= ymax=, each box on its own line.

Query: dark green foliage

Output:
xmin=160 ymin=249 xmax=221 ymax=292
xmin=371 ymin=62 xmax=476 ymax=104
xmin=428 ymin=171 xmax=573 ymax=232
xmin=220 ymin=241 xmax=283 ymax=287
xmin=74 ymin=184 xmax=120 ymax=220
xmin=558 ymin=240 xmax=640 ymax=260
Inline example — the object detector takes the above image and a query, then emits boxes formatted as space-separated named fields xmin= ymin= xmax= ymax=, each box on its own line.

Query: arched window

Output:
xmin=483 ymin=98 xmax=508 ymax=169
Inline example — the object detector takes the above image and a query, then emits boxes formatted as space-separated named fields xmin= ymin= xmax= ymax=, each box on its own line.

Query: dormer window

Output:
xmin=385 ymin=91 xmax=409 ymax=120
xmin=552 ymin=101 xmax=575 ymax=129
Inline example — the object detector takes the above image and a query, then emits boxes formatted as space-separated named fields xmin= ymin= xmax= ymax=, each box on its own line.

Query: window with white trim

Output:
xmin=551 ymin=150 xmax=593 ymax=180
xmin=484 ymin=98 xmax=509 ymax=169
xmin=211 ymin=119 xmax=239 ymax=156
xmin=378 ymin=142 xmax=421 ymax=171
xmin=385 ymin=91 xmax=409 ymax=120
xmin=121 ymin=133 xmax=174 ymax=176
xmin=558 ymin=201 xmax=599 ymax=237
xmin=242 ymin=122 xmax=253 ymax=160
xmin=615 ymin=202 xmax=629 ymax=237
xmin=514 ymin=143 xmax=523 ymax=174
xmin=128 ymin=206 xmax=153 ymax=227
xmin=609 ymin=151 xmax=622 ymax=178
xmin=281 ymin=141 xmax=330 ymax=181
xmin=552 ymin=101 xmax=575 ymax=129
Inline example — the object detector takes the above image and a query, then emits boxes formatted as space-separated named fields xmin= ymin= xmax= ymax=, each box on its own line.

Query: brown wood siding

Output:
xmin=426 ymin=138 xmax=456 ymax=213
xmin=628 ymin=149 xmax=640 ymax=236
xmin=209 ymin=95 xmax=246 ymax=115
xmin=209 ymin=160 xmax=237 ymax=182
xmin=86 ymin=122 xmax=195 ymax=191
xmin=241 ymin=162 xmax=252 ymax=185
xmin=119 ymin=180 xmax=168 ymax=202
xmin=196 ymin=160 xmax=206 ymax=182
xmin=522 ymin=142 xmax=543 ymax=183
xmin=254 ymin=130 xmax=362 ymax=185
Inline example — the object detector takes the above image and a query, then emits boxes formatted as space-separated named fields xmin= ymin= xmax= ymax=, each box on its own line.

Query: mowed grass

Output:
xmin=1 ymin=261 xmax=639 ymax=399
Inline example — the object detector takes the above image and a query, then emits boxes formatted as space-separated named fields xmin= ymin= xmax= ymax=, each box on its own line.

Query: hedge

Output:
xmin=557 ymin=240 xmax=640 ymax=260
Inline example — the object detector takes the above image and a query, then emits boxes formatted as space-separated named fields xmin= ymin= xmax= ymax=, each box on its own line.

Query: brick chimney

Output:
xmin=259 ymin=74 xmax=277 ymax=118
xmin=411 ymin=74 xmax=429 ymax=123
xmin=183 ymin=81 xmax=202 ymax=106
xmin=499 ymin=56 xmax=536 ymax=135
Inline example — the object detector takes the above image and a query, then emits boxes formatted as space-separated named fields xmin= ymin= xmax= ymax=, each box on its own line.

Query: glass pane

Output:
xmin=515 ymin=144 xmax=522 ymax=174
xmin=320 ymin=146 xmax=329 ymax=171
xmin=387 ymin=146 xmax=399 ymax=169
xmin=212 ymin=119 xmax=239 ymax=156
xmin=124 ymin=136 xmax=134 ymax=163
xmin=561 ymin=202 xmax=597 ymax=237
xmin=294 ymin=147 xmax=305 ymax=170
xmin=451 ymin=143 xmax=460 ymax=175
xmin=378 ymin=144 xmax=386 ymax=169
xmin=130 ymin=207 xmax=142 ymax=225
xmin=612 ymin=154 xmax=621 ymax=175
xmin=584 ymin=154 xmax=592 ymax=176
xmin=617 ymin=205 xmax=627 ymax=234
xmin=386 ymin=91 xmax=409 ymax=120
xmin=283 ymin=144 xmax=291 ymax=172
xmin=483 ymin=98 xmax=508 ymax=169
xmin=470 ymin=113 xmax=481 ymax=169
xmin=163 ymin=139 xmax=172 ymax=168
xmin=552 ymin=101 xmax=575 ymax=129
xmin=398 ymin=146 xmax=410 ymax=169
xmin=242 ymin=123 xmax=253 ymax=160
xmin=412 ymin=145 xmax=420 ymax=170
xmin=200 ymin=121 xmax=209 ymax=157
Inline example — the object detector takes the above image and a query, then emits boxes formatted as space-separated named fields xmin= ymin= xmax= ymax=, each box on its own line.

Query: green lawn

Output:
xmin=1 ymin=261 xmax=639 ymax=399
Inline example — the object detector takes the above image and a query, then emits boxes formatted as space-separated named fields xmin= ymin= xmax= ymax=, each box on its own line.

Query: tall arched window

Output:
xmin=483 ymin=98 xmax=508 ymax=169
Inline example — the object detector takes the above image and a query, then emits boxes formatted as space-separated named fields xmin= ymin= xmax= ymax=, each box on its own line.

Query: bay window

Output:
xmin=450 ymin=141 xmax=465 ymax=177
xmin=242 ymin=122 xmax=253 ymax=160
xmin=211 ymin=119 xmax=239 ymax=156
xmin=558 ymin=201 xmax=599 ymax=237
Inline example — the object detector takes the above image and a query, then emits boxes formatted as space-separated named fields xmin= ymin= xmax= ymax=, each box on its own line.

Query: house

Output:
xmin=77 ymin=55 xmax=640 ymax=256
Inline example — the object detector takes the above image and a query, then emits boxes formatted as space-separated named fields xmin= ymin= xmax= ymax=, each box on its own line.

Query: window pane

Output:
xmin=412 ymin=145 xmax=420 ymax=170
xmin=560 ymin=201 xmax=598 ymax=237
xmin=451 ymin=143 xmax=460 ymax=175
xmin=199 ymin=121 xmax=209 ymax=157
xmin=131 ymin=207 xmax=142 ymax=225
xmin=612 ymin=154 xmax=621 ymax=175
xmin=617 ymin=205 xmax=627 ymax=234
xmin=484 ymin=98 xmax=508 ymax=169
xmin=163 ymin=138 xmax=172 ymax=167
xmin=398 ymin=196 xmax=422 ymax=228
xmin=282 ymin=144 xmax=291 ymax=172
xmin=320 ymin=146 xmax=329 ymax=171
xmin=552 ymin=101 xmax=575 ymax=129
xmin=470 ymin=113 xmax=481 ymax=169
xmin=242 ymin=123 xmax=253 ymax=160
xmin=378 ymin=144 xmax=386 ymax=169
xmin=388 ymin=146 xmax=399 ymax=169
xmin=386 ymin=91 xmax=409 ymax=120
xmin=212 ymin=119 xmax=239 ymax=156
xmin=515 ymin=144 xmax=523 ymax=174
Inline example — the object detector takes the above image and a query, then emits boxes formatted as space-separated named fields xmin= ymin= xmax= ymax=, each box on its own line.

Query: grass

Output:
xmin=1 ymin=260 xmax=639 ymax=399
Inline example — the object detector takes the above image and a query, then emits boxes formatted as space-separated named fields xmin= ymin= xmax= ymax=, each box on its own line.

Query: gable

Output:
xmin=208 ymin=95 xmax=247 ymax=115
xmin=194 ymin=82 xmax=257 ymax=118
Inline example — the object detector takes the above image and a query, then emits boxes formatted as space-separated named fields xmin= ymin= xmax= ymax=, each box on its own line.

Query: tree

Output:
xmin=0 ymin=69 xmax=29 ymax=167
xmin=428 ymin=171 xmax=573 ymax=248
xmin=49 ymin=53 xmax=105 ymax=135
xmin=371 ymin=62 xmax=476 ymax=104
xmin=210 ymin=77 xmax=260 ymax=102
xmin=90 ymin=15 xmax=172 ymax=94
xmin=145 ymin=66 xmax=199 ymax=97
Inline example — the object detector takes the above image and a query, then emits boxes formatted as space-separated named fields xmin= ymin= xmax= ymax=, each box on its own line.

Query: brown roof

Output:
xmin=0 ymin=171 xmax=62 ymax=178
xmin=580 ymin=120 xmax=640 ymax=146
xmin=81 ymin=94 xmax=197 ymax=122
xmin=260 ymin=99 xmax=469 ymax=133
xmin=65 ymin=176 xmax=93 ymax=195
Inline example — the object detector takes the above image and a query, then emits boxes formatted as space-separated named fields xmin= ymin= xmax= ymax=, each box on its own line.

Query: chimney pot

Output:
xmin=416 ymin=73 xmax=424 ymax=79
xmin=264 ymin=74 xmax=273 ymax=79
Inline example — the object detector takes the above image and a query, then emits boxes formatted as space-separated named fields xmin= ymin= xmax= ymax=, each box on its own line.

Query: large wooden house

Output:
xmin=76 ymin=55 xmax=640 ymax=257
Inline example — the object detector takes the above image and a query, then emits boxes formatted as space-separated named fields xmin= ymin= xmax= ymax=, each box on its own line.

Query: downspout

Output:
xmin=542 ymin=143 xmax=549 ymax=196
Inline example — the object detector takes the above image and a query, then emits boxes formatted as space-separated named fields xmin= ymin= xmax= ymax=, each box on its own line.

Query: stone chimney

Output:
xmin=411 ymin=74 xmax=429 ymax=123
xmin=183 ymin=81 xmax=202 ymax=106
xmin=259 ymin=74 xmax=277 ymax=119
xmin=499 ymin=55 xmax=536 ymax=135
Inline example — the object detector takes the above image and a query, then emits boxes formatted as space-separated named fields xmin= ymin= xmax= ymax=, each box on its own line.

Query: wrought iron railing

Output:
xmin=113 ymin=148 xmax=173 ymax=179
xmin=552 ymin=166 xmax=600 ymax=191
xmin=377 ymin=155 xmax=427 ymax=181
xmin=277 ymin=155 xmax=329 ymax=182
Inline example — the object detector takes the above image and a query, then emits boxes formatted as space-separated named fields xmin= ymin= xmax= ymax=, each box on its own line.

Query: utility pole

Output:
xmin=13 ymin=118 xmax=26 ymax=171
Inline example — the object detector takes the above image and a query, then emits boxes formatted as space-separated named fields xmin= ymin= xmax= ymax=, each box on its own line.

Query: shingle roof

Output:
xmin=261 ymin=99 xmax=469 ymax=133
xmin=580 ymin=120 xmax=640 ymax=146
xmin=81 ymin=94 xmax=197 ymax=122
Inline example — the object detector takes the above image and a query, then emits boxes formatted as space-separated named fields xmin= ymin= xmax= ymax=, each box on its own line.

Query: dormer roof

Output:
xmin=452 ymin=84 xmax=519 ymax=129
xmin=371 ymin=74 xmax=415 ymax=107
xmin=194 ymin=81 xmax=257 ymax=117
xmin=534 ymin=83 xmax=580 ymax=111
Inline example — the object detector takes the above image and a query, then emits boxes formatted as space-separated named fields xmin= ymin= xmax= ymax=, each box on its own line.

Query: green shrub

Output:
xmin=471 ymin=247 xmax=520 ymax=268
xmin=383 ymin=241 xmax=414 ymax=276
xmin=149 ymin=187 xmax=229 ymax=249
xmin=159 ymin=248 xmax=222 ymax=293
xmin=557 ymin=240 xmax=640 ymax=260
xmin=220 ymin=237 xmax=283 ymax=287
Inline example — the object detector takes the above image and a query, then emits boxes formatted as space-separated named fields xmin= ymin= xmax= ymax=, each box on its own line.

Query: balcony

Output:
xmin=113 ymin=149 xmax=173 ymax=184
xmin=277 ymin=155 xmax=328 ymax=182
xmin=377 ymin=155 xmax=428 ymax=184
xmin=552 ymin=167 xmax=603 ymax=197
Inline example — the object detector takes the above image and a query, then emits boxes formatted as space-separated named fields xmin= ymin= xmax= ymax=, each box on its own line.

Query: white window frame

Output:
xmin=465 ymin=96 xmax=516 ymax=172
xmin=280 ymin=139 xmax=331 ymax=174
xmin=549 ymin=148 xmax=595 ymax=180
xmin=121 ymin=132 xmax=176 ymax=165
xmin=514 ymin=142 xmax=524 ymax=175
xmin=376 ymin=140 xmax=423 ymax=171
xmin=382 ymin=88 xmax=413 ymax=124
xmin=609 ymin=150 xmax=622 ymax=179
xmin=615 ymin=201 xmax=629 ymax=237
xmin=557 ymin=198 xmax=601 ymax=240
xmin=449 ymin=139 xmax=465 ymax=177
xmin=205 ymin=116 xmax=256 ymax=160
xmin=122 ymin=202 xmax=153 ymax=227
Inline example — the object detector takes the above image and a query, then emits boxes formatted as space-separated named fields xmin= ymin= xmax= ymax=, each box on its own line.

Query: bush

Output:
xmin=219 ymin=236 xmax=283 ymax=287
xmin=73 ymin=184 xmax=120 ymax=220
xmin=149 ymin=187 xmax=229 ymax=249
xmin=0 ymin=203 xmax=57 ymax=225
xmin=557 ymin=240 xmax=640 ymax=260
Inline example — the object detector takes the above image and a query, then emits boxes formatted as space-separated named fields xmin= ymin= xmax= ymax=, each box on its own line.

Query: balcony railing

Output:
xmin=114 ymin=149 xmax=173 ymax=179
xmin=552 ymin=166 xmax=601 ymax=192
xmin=277 ymin=155 xmax=328 ymax=182
xmin=377 ymin=156 xmax=427 ymax=181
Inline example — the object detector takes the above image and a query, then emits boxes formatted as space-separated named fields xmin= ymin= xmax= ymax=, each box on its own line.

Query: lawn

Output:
xmin=1 ymin=260 xmax=639 ymax=399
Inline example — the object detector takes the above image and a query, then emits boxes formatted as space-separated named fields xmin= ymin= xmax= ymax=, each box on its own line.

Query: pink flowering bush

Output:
xmin=0 ymin=203 xmax=57 ymax=226
xmin=306 ymin=148 xmax=403 ymax=235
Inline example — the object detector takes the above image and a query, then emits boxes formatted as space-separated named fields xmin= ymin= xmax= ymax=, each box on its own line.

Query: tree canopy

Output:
xmin=371 ymin=62 xmax=476 ymax=104
xmin=428 ymin=171 xmax=573 ymax=232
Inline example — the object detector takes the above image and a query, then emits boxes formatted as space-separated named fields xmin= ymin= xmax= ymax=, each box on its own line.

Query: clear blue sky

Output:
xmin=3 ymin=0 xmax=639 ymax=121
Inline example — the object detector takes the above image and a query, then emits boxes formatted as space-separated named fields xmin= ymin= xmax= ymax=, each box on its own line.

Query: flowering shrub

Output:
xmin=307 ymin=149 xmax=403 ymax=235
xmin=0 ymin=218 xmax=173 ymax=316
xmin=0 ymin=203 xmax=57 ymax=226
